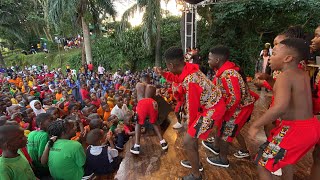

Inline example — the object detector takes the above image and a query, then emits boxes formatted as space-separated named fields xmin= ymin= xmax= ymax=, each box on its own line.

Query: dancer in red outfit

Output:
xmin=130 ymin=74 xmax=168 ymax=155
xmin=255 ymin=29 xmax=309 ymax=137
xmin=249 ymin=38 xmax=320 ymax=180
xmin=155 ymin=47 xmax=225 ymax=180
xmin=202 ymin=46 xmax=257 ymax=167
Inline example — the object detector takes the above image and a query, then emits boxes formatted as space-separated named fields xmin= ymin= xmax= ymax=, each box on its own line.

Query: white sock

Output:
xmin=134 ymin=144 xmax=140 ymax=148
xmin=160 ymin=139 xmax=166 ymax=144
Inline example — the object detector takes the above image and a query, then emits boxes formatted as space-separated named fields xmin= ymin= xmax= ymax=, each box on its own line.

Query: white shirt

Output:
xmin=122 ymin=104 xmax=134 ymax=117
xmin=98 ymin=66 xmax=105 ymax=75
xmin=111 ymin=105 xmax=125 ymax=120
xmin=260 ymin=48 xmax=273 ymax=56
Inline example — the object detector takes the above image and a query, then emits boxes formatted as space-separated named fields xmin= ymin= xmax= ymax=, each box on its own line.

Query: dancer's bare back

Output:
xmin=136 ymin=82 xmax=156 ymax=101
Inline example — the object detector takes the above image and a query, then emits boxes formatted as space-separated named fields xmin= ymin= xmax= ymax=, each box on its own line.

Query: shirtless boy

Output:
xmin=130 ymin=74 xmax=168 ymax=155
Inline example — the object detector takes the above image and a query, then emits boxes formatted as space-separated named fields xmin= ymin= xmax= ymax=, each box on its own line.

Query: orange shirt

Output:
xmin=16 ymin=77 xmax=23 ymax=88
xmin=97 ymin=106 xmax=111 ymax=121
xmin=71 ymin=132 xmax=81 ymax=141
xmin=103 ymin=111 xmax=111 ymax=121
xmin=56 ymin=93 xmax=63 ymax=101
xmin=97 ymin=106 xmax=104 ymax=117
xmin=107 ymin=101 xmax=114 ymax=109
xmin=8 ymin=79 xmax=19 ymax=87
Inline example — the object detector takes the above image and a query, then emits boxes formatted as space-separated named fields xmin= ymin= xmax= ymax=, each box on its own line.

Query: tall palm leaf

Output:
xmin=121 ymin=0 xmax=162 ymax=66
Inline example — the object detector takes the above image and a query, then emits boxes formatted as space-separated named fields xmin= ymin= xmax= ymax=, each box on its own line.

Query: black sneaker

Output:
xmin=161 ymin=142 xmax=168 ymax=150
xmin=182 ymin=174 xmax=202 ymax=180
xmin=206 ymin=156 xmax=229 ymax=168
xmin=130 ymin=146 xmax=140 ymax=155
xmin=180 ymin=160 xmax=204 ymax=172
xmin=201 ymin=141 xmax=219 ymax=155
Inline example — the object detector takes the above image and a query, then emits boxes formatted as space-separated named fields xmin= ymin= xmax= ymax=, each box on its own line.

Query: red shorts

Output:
xmin=216 ymin=104 xmax=254 ymax=142
xmin=174 ymin=101 xmax=184 ymax=113
xmin=188 ymin=100 xmax=225 ymax=140
xmin=255 ymin=117 xmax=320 ymax=172
xmin=136 ymin=98 xmax=158 ymax=125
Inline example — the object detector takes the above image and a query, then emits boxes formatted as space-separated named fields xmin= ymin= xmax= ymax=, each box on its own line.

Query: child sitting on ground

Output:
xmin=27 ymin=113 xmax=54 ymax=178
xmin=84 ymin=129 xmax=121 ymax=179
xmin=97 ymin=103 xmax=111 ymax=122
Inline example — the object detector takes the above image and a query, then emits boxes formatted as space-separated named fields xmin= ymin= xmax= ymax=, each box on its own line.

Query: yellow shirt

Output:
xmin=28 ymin=80 xmax=33 ymax=87
xmin=11 ymin=98 xmax=18 ymax=104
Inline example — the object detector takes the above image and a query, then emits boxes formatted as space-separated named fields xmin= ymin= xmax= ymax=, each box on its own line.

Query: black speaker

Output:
xmin=183 ymin=0 xmax=205 ymax=4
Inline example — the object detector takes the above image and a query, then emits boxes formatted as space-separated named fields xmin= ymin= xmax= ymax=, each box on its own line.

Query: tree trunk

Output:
xmin=155 ymin=21 xmax=161 ymax=67
xmin=81 ymin=44 xmax=86 ymax=65
xmin=81 ymin=16 xmax=93 ymax=64
xmin=43 ymin=27 xmax=51 ymax=42
xmin=180 ymin=12 xmax=185 ymax=51
xmin=0 ymin=51 xmax=5 ymax=66
xmin=42 ymin=0 xmax=53 ymax=41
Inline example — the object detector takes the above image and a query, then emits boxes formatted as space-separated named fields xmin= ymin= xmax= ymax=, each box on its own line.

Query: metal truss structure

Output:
xmin=179 ymin=0 xmax=238 ymax=51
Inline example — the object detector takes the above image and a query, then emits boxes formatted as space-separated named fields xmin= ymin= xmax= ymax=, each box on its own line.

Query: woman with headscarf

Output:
xmin=30 ymin=100 xmax=46 ymax=116
xmin=49 ymin=84 xmax=55 ymax=93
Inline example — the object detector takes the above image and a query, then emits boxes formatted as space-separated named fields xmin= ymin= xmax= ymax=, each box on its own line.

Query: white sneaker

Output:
xmin=173 ymin=122 xmax=183 ymax=129
xmin=233 ymin=150 xmax=250 ymax=159
xmin=271 ymin=168 xmax=282 ymax=176
xmin=207 ymin=137 xmax=215 ymax=143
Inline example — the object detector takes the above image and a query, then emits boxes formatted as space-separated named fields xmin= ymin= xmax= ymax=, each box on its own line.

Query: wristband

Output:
xmin=48 ymin=139 xmax=54 ymax=147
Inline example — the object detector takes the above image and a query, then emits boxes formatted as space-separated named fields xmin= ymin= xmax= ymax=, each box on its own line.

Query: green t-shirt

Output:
xmin=0 ymin=154 xmax=37 ymax=180
xmin=34 ymin=92 xmax=40 ymax=98
xmin=48 ymin=139 xmax=86 ymax=180
xmin=27 ymin=130 xmax=49 ymax=171
xmin=160 ymin=77 xmax=166 ymax=84
xmin=128 ymin=104 xmax=133 ymax=111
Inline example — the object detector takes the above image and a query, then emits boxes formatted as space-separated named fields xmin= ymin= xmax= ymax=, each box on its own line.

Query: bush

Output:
xmin=5 ymin=49 xmax=81 ymax=71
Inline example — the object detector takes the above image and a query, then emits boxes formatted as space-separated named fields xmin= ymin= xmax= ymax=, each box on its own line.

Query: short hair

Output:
xmin=209 ymin=46 xmax=230 ymax=60
xmin=164 ymin=46 xmax=184 ymax=64
xmin=88 ymin=113 xmax=100 ymax=119
xmin=36 ymin=113 xmax=52 ymax=127
xmin=68 ymin=103 xmax=78 ymax=112
xmin=86 ymin=128 xmax=103 ymax=145
xmin=89 ymin=118 xmax=103 ymax=129
xmin=280 ymin=38 xmax=308 ymax=61
xmin=0 ymin=125 xmax=22 ymax=148
xmin=141 ymin=74 xmax=150 ymax=82
xmin=47 ymin=120 xmax=68 ymax=137
xmin=46 ymin=107 xmax=58 ymax=115
xmin=283 ymin=25 xmax=305 ymax=39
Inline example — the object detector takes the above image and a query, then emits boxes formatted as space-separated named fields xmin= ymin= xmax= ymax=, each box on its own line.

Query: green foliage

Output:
xmin=90 ymin=16 xmax=181 ymax=71
xmin=91 ymin=27 xmax=153 ymax=71
xmin=197 ymin=0 xmax=320 ymax=76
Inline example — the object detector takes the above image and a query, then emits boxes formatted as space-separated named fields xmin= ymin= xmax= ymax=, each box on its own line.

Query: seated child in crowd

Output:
xmin=27 ymin=113 xmax=53 ymax=178
xmin=0 ymin=125 xmax=37 ymax=179
xmin=84 ymin=129 xmax=121 ymax=179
